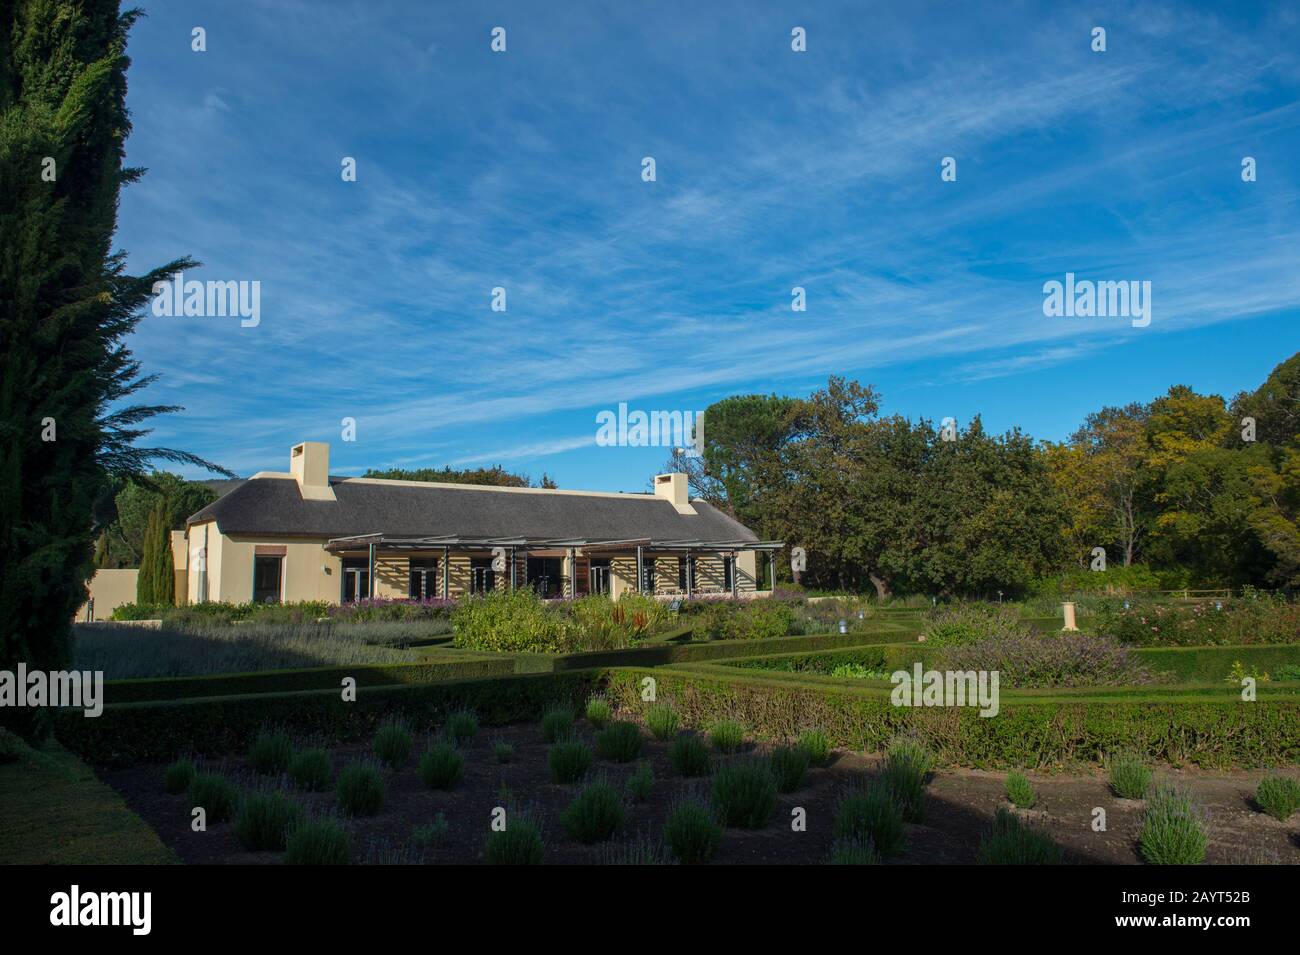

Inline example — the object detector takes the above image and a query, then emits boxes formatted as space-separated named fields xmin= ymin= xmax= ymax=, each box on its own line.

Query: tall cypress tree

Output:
xmin=1 ymin=2 xmax=226 ymax=737
xmin=135 ymin=500 xmax=173 ymax=606
xmin=158 ymin=508 xmax=174 ymax=604
xmin=136 ymin=504 xmax=158 ymax=605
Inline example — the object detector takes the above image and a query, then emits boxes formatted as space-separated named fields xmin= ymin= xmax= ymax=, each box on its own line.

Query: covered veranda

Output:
xmin=322 ymin=533 xmax=785 ymax=601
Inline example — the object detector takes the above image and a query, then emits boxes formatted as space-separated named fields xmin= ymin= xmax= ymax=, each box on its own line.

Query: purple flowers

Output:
xmin=327 ymin=597 xmax=456 ymax=623
xmin=938 ymin=633 xmax=1152 ymax=688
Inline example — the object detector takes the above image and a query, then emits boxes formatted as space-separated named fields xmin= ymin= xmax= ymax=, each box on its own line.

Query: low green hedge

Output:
xmin=60 ymin=672 xmax=600 ymax=766
xmin=723 ymin=643 xmax=921 ymax=675
xmin=57 ymin=656 xmax=1300 ymax=770
xmin=723 ymin=641 xmax=1300 ymax=686
xmin=1133 ymin=644 xmax=1300 ymax=683
xmin=515 ymin=629 xmax=909 ymax=673
xmin=107 ymin=634 xmax=1297 ymax=706
xmin=669 ymin=660 xmax=1300 ymax=701
xmin=104 ymin=657 xmax=517 ymax=703
xmin=1023 ymin=615 xmax=1090 ymax=633
xmin=606 ymin=667 xmax=1300 ymax=769
xmin=101 ymin=631 xmax=890 ymax=703
xmin=111 ymin=600 xmax=331 ymax=624
xmin=853 ymin=616 xmax=925 ymax=632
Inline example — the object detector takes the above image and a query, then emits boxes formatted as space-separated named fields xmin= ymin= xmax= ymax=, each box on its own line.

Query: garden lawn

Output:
xmin=0 ymin=738 xmax=176 ymax=864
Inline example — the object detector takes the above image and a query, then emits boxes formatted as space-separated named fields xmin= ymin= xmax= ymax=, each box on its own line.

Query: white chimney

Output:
xmin=654 ymin=472 xmax=696 ymax=515
xmin=290 ymin=442 xmax=336 ymax=501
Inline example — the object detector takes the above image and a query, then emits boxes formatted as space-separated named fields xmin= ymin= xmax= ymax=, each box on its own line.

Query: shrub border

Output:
xmin=104 ymin=656 xmax=516 ymax=703
xmin=514 ymin=629 xmax=910 ymax=673
xmin=606 ymin=666 xmax=1300 ymax=769
xmin=104 ymin=630 xmax=896 ymax=702
xmin=716 ymin=641 xmax=1300 ymax=685
xmin=59 ymin=659 xmax=1300 ymax=770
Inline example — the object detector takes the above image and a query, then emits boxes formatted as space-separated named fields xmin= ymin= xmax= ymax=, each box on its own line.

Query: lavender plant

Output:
xmin=938 ymin=633 xmax=1151 ymax=688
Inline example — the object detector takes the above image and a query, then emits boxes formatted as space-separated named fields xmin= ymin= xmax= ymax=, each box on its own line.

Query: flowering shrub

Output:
xmin=1092 ymin=593 xmax=1299 ymax=646
xmin=677 ymin=594 xmax=745 ymax=612
xmin=563 ymin=594 xmax=671 ymax=649
xmin=451 ymin=589 xmax=805 ymax=652
xmin=451 ymin=590 xmax=673 ymax=653
xmin=938 ymin=633 xmax=1152 ymax=688
xmin=921 ymin=603 xmax=1033 ymax=647
xmin=679 ymin=593 xmax=880 ymax=639
xmin=328 ymin=597 xmax=455 ymax=623
xmin=112 ymin=600 xmax=331 ymax=625
xmin=451 ymin=589 xmax=573 ymax=653
xmin=790 ymin=596 xmax=875 ymax=634
xmin=691 ymin=599 xmax=796 ymax=641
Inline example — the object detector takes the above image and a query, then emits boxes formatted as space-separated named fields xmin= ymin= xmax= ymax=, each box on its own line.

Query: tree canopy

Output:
xmin=673 ymin=353 xmax=1300 ymax=596
xmin=94 ymin=473 xmax=217 ymax=568
xmin=2 ymin=2 xmax=226 ymax=737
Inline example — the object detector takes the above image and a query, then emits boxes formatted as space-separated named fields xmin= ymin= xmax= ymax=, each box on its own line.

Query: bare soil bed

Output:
xmin=100 ymin=720 xmax=1300 ymax=865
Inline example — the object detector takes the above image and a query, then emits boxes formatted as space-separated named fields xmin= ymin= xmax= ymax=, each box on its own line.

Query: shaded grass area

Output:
xmin=0 ymin=738 xmax=176 ymax=864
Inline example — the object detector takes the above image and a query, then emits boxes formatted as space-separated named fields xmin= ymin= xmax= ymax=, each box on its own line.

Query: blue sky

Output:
xmin=116 ymin=0 xmax=1300 ymax=490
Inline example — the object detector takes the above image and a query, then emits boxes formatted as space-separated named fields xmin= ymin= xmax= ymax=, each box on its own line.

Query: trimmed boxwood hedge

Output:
xmin=724 ymin=642 xmax=1300 ymax=686
xmin=605 ymin=667 xmax=1300 ymax=769
xmin=1023 ymin=615 xmax=1095 ymax=633
xmin=724 ymin=644 xmax=920 ymax=676
xmin=1131 ymin=644 xmax=1300 ymax=683
xmin=61 ymin=644 xmax=1300 ymax=771
xmin=101 ymin=631 xmax=892 ymax=704
xmin=103 ymin=658 xmax=518 ymax=704
xmin=60 ymin=672 xmax=600 ymax=766
xmin=516 ymin=629 xmax=906 ymax=673
xmin=669 ymin=660 xmax=1300 ymax=702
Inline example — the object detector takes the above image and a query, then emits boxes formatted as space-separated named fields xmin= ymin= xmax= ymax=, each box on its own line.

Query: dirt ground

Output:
xmin=100 ymin=721 xmax=1300 ymax=865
